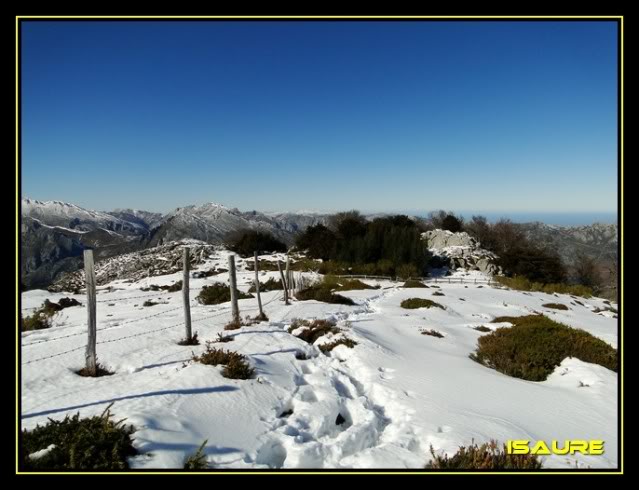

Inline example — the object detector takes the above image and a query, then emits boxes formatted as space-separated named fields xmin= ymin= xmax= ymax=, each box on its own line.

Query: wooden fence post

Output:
xmin=229 ymin=254 xmax=240 ymax=323
xmin=84 ymin=249 xmax=97 ymax=375
xmin=183 ymin=247 xmax=192 ymax=340
xmin=278 ymin=260 xmax=289 ymax=305
xmin=285 ymin=256 xmax=291 ymax=296
xmin=254 ymin=251 xmax=264 ymax=319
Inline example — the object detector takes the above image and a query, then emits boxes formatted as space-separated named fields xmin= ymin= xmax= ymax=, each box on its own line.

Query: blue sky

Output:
xmin=21 ymin=20 xmax=618 ymax=221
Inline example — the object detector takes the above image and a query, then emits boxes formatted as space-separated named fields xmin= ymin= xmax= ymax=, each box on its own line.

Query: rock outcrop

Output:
xmin=422 ymin=229 xmax=502 ymax=275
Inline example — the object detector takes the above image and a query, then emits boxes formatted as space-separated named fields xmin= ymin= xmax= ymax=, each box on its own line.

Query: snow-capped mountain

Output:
xmin=147 ymin=203 xmax=328 ymax=246
xmin=22 ymin=198 xmax=147 ymax=234
xmin=21 ymin=198 xmax=328 ymax=290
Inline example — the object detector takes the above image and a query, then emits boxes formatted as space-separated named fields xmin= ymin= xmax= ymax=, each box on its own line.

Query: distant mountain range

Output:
xmin=19 ymin=197 xmax=618 ymax=290
xmin=20 ymin=198 xmax=328 ymax=289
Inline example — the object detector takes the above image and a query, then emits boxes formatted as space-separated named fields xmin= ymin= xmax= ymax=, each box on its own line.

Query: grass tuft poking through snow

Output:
xmin=183 ymin=440 xmax=209 ymax=470
xmin=177 ymin=333 xmax=200 ymax=346
xmin=426 ymin=440 xmax=543 ymax=469
xmin=421 ymin=329 xmax=444 ymax=338
xmin=471 ymin=315 xmax=617 ymax=381
xmin=403 ymin=279 xmax=429 ymax=288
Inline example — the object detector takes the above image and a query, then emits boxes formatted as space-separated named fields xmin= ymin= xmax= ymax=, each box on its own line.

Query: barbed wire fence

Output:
xmin=20 ymin=248 xmax=284 ymax=367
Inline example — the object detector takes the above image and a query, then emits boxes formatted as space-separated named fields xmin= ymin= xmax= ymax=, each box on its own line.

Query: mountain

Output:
xmin=147 ymin=203 xmax=328 ymax=246
xmin=21 ymin=199 xmax=154 ymax=290
xmin=21 ymin=199 xmax=329 ymax=290
xmin=519 ymin=221 xmax=618 ymax=265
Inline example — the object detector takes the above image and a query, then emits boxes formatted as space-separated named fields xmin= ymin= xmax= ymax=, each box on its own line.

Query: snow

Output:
xmin=20 ymin=249 xmax=618 ymax=469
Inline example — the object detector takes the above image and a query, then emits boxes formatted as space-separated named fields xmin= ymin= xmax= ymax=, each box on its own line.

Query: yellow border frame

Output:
xmin=15 ymin=14 xmax=624 ymax=476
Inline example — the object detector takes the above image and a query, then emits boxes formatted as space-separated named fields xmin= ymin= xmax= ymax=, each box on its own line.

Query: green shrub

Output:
xmin=321 ymin=275 xmax=375 ymax=291
xmin=142 ymin=300 xmax=159 ymax=307
xmin=400 ymin=298 xmax=445 ymax=310
xmin=227 ymin=230 xmax=287 ymax=257
xmin=22 ymin=312 xmax=54 ymax=331
xmin=542 ymin=303 xmax=569 ymax=311
xmin=295 ymin=286 xmax=355 ymax=305
xmin=494 ymin=276 xmax=592 ymax=298
xmin=20 ymin=298 xmax=79 ymax=331
xmin=193 ymin=343 xmax=255 ymax=380
xmin=426 ymin=440 xmax=542 ymax=469
xmin=21 ymin=403 xmax=137 ymax=470
xmin=421 ymin=329 xmax=444 ymax=338
xmin=184 ymin=440 xmax=208 ymax=470
xmin=222 ymin=356 xmax=256 ymax=380
xmin=432 ymin=291 xmax=445 ymax=297
xmin=319 ymin=337 xmax=357 ymax=353
xmin=197 ymin=284 xmax=253 ymax=305
xmin=290 ymin=318 xmax=341 ymax=344
xmin=403 ymin=280 xmax=428 ymax=288
xmin=473 ymin=326 xmax=492 ymax=333
xmin=142 ymin=281 xmax=182 ymax=292
xmin=248 ymin=277 xmax=283 ymax=292
xmin=470 ymin=315 xmax=617 ymax=381
xmin=396 ymin=264 xmax=419 ymax=280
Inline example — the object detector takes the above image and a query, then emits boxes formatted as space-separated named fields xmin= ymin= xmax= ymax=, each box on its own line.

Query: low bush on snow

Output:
xmin=289 ymin=318 xmax=341 ymax=344
xmin=21 ymin=403 xmax=137 ymax=470
xmin=542 ymin=303 xmax=570 ymax=311
xmin=403 ymin=279 xmax=428 ymax=288
xmin=400 ymin=298 xmax=445 ymax=310
xmin=295 ymin=285 xmax=355 ymax=305
xmin=196 ymin=284 xmax=253 ymax=305
xmin=421 ymin=329 xmax=444 ymax=338
xmin=494 ymin=275 xmax=593 ymax=298
xmin=319 ymin=337 xmax=358 ymax=353
xmin=248 ymin=277 xmax=283 ymax=292
xmin=192 ymin=342 xmax=255 ymax=380
xmin=470 ymin=315 xmax=617 ymax=381
xmin=426 ymin=440 xmax=543 ymax=469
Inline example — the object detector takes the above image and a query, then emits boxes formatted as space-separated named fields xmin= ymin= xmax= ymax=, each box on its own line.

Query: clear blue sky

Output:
xmin=21 ymin=20 xmax=618 ymax=219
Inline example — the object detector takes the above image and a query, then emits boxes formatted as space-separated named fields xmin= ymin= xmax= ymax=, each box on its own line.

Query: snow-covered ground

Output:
xmin=20 ymin=249 xmax=618 ymax=469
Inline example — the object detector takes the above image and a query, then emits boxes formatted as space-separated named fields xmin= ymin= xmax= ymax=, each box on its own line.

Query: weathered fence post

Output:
xmin=285 ymin=256 xmax=291 ymax=296
xmin=84 ymin=249 xmax=97 ymax=376
xmin=183 ymin=247 xmax=192 ymax=340
xmin=228 ymin=254 xmax=240 ymax=324
xmin=254 ymin=251 xmax=264 ymax=319
xmin=278 ymin=260 xmax=289 ymax=305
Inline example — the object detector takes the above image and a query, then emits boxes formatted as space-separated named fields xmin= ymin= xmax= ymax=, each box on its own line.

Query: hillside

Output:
xmin=21 ymin=242 xmax=618 ymax=469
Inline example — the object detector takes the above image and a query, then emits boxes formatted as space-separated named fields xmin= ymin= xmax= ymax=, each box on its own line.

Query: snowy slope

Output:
xmin=20 ymin=249 xmax=618 ymax=469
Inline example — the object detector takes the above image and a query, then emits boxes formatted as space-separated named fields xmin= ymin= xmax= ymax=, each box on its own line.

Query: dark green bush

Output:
xmin=21 ymin=403 xmax=137 ymax=470
xmin=403 ymin=280 xmax=428 ymax=288
xmin=248 ymin=277 xmax=283 ymax=292
xmin=495 ymin=276 xmax=592 ymax=298
xmin=432 ymin=291 xmax=445 ymax=297
xmin=542 ymin=303 xmax=569 ymax=311
xmin=473 ymin=326 xmax=492 ymax=333
xmin=227 ymin=230 xmax=287 ymax=257
xmin=142 ymin=281 xmax=182 ymax=292
xmin=470 ymin=315 xmax=617 ymax=381
xmin=20 ymin=298 xmax=80 ymax=331
xmin=295 ymin=286 xmax=355 ymax=305
xmin=197 ymin=284 xmax=253 ymax=305
xmin=400 ymin=298 xmax=445 ymax=310
xmin=290 ymin=318 xmax=341 ymax=344
xmin=193 ymin=343 xmax=255 ymax=380
xmin=426 ymin=440 xmax=542 ymax=469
